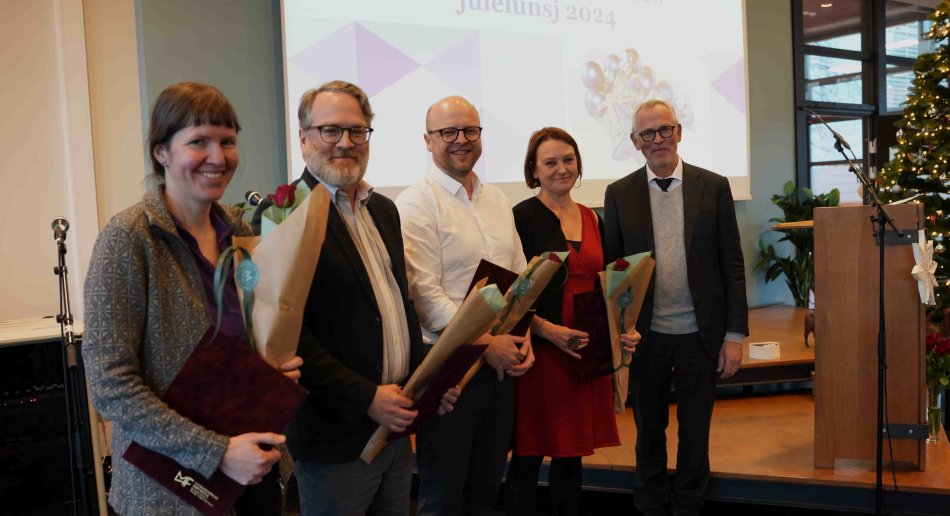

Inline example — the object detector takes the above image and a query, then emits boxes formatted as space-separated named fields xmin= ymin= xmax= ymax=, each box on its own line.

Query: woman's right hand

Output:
xmin=540 ymin=323 xmax=589 ymax=359
xmin=219 ymin=432 xmax=284 ymax=485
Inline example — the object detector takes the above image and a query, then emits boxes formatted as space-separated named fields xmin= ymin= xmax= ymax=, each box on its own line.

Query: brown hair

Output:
xmin=523 ymin=127 xmax=583 ymax=188
xmin=147 ymin=82 xmax=240 ymax=178
xmin=297 ymin=80 xmax=375 ymax=129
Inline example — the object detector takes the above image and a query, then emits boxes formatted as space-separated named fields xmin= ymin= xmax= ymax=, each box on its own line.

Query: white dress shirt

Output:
xmin=396 ymin=167 xmax=527 ymax=344
xmin=646 ymin=156 xmax=683 ymax=191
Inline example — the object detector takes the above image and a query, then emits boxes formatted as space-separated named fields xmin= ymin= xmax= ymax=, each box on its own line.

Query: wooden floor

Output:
xmin=585 ymin=394 xmax=950 ymax=495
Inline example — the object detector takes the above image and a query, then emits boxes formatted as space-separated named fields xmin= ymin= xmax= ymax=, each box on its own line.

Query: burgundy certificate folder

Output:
xmin=123 ymin=327 xmax=307 ymax=516
xmin=569 ymin=289 xmax=614 ymax=382
xmin=467 ymin=259 xmax=533 ymax=337
xmin=389 ymin=343 xmax=488 ymax=439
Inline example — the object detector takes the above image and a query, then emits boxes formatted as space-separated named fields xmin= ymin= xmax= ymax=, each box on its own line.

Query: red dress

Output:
xmin=511 ymin=204 xmax=620 ymax=457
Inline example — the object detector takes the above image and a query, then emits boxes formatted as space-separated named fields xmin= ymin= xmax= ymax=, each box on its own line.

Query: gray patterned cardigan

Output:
xmin=83 ymin=187 xmax=252 ymax=515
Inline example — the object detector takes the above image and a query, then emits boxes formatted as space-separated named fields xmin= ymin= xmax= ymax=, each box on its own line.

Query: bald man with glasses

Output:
xmin=396 ymin=96 xmax=533 ymax=515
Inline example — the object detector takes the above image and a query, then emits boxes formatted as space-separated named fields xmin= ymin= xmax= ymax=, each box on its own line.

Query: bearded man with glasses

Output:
xmin=252 ymin=81 xmax=459 ymax=516
xmin=603 ymin=99 xmax=748 ymax=516
xmin=396 ymin=96 xmax=533 ymax=515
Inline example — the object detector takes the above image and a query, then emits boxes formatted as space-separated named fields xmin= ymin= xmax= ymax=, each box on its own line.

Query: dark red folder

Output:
xmin=467 ymin=259 xmax=533 ymax=337
xmin=123 ymin=328 xmax=307 ymax=516
xmin=569 ymin=289 xmax=614 ymax=382
xmin=389 ymin=343 xmax=488 ymax=439
xmin=388 ymin=260 xmax=533 ymax=439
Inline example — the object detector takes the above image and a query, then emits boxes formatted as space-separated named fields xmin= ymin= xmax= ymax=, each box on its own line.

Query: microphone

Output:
xmin=245 ymin=190 xmax=263 ymax=207
xmin=801 ymin=107 xmax=852 ymax=151
xmin=52 ymin=217 xmax=69 ymax=245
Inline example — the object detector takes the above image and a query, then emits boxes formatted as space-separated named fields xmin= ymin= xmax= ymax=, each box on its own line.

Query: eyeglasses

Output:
xmin=634 ymin=124 xmax=678 ymax=142
xmin=427 ymin=126 xmax=483 ymax=143
xmin=303 ymin=125 xmax=373 ymax=145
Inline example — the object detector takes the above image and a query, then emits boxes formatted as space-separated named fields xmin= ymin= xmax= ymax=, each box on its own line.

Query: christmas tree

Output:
xmin=878 ymin=0 xmax=950 ymax=308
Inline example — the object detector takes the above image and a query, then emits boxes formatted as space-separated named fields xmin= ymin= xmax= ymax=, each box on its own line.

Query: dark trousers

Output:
xmin=233 ymin=465 xmax=282 ymax=516
xmin=416 ymin=367 xmax=515 ymax=516
xmin=504 ymin=455 xmax=582 ymax=516
xmin=294 ymin=437 xmax=412 ymax=516
xmin=630 ymin=331 xmax=717 ymax=516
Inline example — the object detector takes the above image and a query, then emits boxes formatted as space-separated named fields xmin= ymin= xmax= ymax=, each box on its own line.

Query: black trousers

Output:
xmin=232 ymin=464 xmax=282 ymax=516
xmin=504 ymin=455 xmax=582 ymax=516
xmin=630 ymin=331 xmax=717 ymax=516
xmin=416 ymin=367 xmax=515 ymax=516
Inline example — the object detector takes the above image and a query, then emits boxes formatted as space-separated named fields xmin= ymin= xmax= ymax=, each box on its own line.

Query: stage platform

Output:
xmin=570 ymin=306 xmax=949 ymax=514
xmin=576 ymin=394 xmax=950 ymax=514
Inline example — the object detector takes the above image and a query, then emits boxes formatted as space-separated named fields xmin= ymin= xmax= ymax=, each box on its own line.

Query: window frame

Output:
xmin=792 ymin=0 xmax=933 ymax=199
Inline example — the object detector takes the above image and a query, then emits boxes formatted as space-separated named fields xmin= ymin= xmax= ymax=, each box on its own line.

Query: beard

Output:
xmin=303 ymin=146 xmax=367 ymax=191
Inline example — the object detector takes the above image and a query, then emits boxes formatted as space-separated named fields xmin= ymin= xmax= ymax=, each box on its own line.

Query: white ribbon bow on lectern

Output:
xmin=912 ymin=229 xmax=938 ymax=305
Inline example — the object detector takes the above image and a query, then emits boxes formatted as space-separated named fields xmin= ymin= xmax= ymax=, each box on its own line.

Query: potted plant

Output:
xmin=755 ymin=181 xmax=840 ymax=308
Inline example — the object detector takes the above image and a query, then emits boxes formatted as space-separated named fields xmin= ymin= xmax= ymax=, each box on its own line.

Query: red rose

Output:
xmin=268 ymin=184 xmax=295 ymax=209
xmin=614 ymin=258 xmax=630 ymax=271
xmin=547 ymin=252 xmax=563 ymax=263
xmin=927 ymin=333 xmax=941 ymax=351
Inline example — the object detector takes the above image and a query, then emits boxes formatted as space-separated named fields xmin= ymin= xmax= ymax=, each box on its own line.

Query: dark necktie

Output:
xmin=655 ymin=177 xmax=674 ymax=192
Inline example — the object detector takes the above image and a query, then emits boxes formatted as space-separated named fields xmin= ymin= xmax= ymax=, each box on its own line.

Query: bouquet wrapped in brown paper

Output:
xmin=457 ymin=251 xmax=569 ymax=390
xmin=359 ymin=279 xmax=507 ymax=463
xmin=214 ymin=181 xmax=330 ymax=367
xmin=599 ymin=252 xmax=654 ymax=413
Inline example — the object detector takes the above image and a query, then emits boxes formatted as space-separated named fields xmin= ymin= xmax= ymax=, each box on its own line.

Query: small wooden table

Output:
xmin=718 ymin=304 xmax=815 ymax=387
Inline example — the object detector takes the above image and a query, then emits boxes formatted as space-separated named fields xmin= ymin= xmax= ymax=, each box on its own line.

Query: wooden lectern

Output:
xmin=813 ymin=204 xmax=926 ymax=469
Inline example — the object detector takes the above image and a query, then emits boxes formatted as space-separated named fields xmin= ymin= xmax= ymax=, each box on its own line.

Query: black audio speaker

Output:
xmin=0 ymin=337 xmax=94 ymax=515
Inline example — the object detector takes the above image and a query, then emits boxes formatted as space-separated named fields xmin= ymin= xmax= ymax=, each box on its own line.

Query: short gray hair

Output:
xmin=298 ymin=80 xmax=375 ymax=129
xmin=632 ymin=99 xmax=679 ymax=133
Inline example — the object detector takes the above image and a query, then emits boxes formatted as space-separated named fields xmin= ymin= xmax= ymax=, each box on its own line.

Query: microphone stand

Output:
xmin=805 ymin=109 xmax=903 ymax=516
xmin=54 ymin=235 xmax=96 ymax=515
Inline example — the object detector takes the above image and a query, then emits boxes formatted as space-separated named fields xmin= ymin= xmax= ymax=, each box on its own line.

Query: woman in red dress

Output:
xmin=506 ymin=127 xmax=640 ymax=515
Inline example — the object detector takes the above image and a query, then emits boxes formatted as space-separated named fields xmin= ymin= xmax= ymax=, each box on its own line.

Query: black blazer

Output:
xmin=254 ymin=169 xmax=424 ymax=463
xmin=602 ymin=163 xmax=748 ymax=356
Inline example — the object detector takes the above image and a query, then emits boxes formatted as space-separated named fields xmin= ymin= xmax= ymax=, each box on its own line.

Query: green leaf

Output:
xmin=783 ymin=180 xmax=795 ymax=197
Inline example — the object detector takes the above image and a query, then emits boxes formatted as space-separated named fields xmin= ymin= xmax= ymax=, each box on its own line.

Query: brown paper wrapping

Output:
xmin=233 ymin=184 xmax=330 ymax=367
xmin=457 ymin=255 xmax=564 ymax=390
xmin=360 ymin=279 xmax=504 ymax=463
xmin=599 ymin=255 xmax=655 ymax=413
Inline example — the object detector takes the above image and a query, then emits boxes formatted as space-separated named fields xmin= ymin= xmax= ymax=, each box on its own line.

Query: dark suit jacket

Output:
xmin=253 ymin=169 xmax=424 ymax=463
xmin=603 ymin=162 xmax=748 ymax=356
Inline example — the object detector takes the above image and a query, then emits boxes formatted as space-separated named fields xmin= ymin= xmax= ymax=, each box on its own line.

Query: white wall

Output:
xmin=85 ymin=0 xmax=147 ymax=227
xmin=0 ymin=0 xmax=97 ymax=321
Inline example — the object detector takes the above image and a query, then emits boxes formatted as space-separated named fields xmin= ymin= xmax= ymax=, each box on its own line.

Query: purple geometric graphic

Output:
xmin=355 ymin=23 xmax=420 ymax=97
xmin=711 ymin=58 xmax=746 ymax=113
xmin=423 ymin=32 xmax=481 ymax=100
xmin=479 ymin=109 xmax=527 ymax=183
xmin=290 ymin=23 xmax=358 ymax=81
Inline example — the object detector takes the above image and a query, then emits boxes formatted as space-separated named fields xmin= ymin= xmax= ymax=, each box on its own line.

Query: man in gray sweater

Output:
xmin=603 ymin=99 xmax=749 ymax=516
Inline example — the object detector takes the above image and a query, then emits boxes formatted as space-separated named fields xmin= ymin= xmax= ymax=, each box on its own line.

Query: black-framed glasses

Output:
xmin=427 ymin=126 xmax=483 ymax=143
xmin=634 ymin=124 xmax=678 ymax=142
xmin=303 ymin=125 xmax=373 ymax=145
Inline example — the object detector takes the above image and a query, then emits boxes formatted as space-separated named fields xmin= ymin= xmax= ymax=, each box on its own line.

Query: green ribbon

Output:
xmin=212 ymin=245 xmax=257 ymax=352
